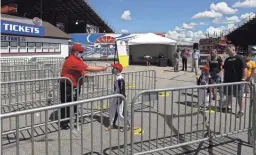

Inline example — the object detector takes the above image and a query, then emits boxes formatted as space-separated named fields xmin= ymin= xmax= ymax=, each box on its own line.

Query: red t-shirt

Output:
xmin=61 ymin=55 xmax=88 ymax=87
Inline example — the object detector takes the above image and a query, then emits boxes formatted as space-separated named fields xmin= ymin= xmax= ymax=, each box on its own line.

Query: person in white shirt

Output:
xmin=191 ymin=43 xmax=200 ymax=76
xmin=144 ymin=55 xmax=152 ymax=66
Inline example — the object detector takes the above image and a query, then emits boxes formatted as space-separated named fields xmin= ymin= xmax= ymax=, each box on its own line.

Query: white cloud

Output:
xmin=121 ymin=29 xmax=128 ymax=33
xmin=174 ymin=26 xmax=185 ymax=31
xmin=240 ymin=12 xmax=256 ymax=22
xmin=205 ymin=26 xmax=226 ymax=37
xmin=166 ymin=30 xmax=181 ymax=40
xmin=233 ymin=0 xmax=256 ymax=8
xmin=212 ymin=18 xmax=222 ymax=24
xmin=210 ymin=2 xmax=237 ymax=14
xmin=227 ymin=24 xmax=235 ymax=30
xmin=199 ymin=22 xmax=208 ymax=25
xmin=121 ymin=10 xmax=132 ymax=20
xmin=166 ymin=30 xmax=206 ymax=44
xmin=192 ymin=10 xmax=222 ymax=19
xmin=225 ymin=16 xmax=240 ymax=23
xmin=212 ymin=16 xmax=240 ymax=24
xmin=182 ymin=22 xmax=197 ymax=29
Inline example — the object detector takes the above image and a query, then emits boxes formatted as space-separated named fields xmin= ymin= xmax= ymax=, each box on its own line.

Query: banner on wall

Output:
xmin=70 ymin=33 xmax=161 ymax=60
xmin=1 ymin=20 xmax=45 ymax=36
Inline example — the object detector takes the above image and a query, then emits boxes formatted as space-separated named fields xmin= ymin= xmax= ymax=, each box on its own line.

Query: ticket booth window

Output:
xmin=19 ymin=42 xmax=27 ymax=53
xmin=1 ymin=42 xmax=9 ymax=53
xmin=43 ymin=43 xmax=49 ymax=52
xmin=53 ymin=44 xmax=61 ymax=52
xmin=28 ymin=43 xmax=35 ymax=52
xmin=10 ymin=42 xmax=18 ymax=53
xmin=35 ymin=43 xmax=42 ymax=52
xmin=49 ymin=44 xmax=55 ymax=52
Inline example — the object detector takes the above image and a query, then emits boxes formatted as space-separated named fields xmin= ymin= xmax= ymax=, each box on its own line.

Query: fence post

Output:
xmin=253 ymin=84 xmax=256 ymax=154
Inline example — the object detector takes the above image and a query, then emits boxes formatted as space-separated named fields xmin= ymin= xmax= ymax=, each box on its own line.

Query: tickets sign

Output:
xmin=1 ymin=20 xmax=45 ymax=36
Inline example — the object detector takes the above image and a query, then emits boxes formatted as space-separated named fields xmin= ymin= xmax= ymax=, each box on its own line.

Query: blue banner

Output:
xmin=1 ymin=20 xmax=45 ymax=36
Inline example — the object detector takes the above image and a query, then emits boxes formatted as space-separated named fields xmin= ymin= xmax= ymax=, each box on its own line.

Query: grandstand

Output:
xmin=225 ymin=13 xmax=256 ymax=49
xmin=1 ymin=0 xmax=114 ymax=33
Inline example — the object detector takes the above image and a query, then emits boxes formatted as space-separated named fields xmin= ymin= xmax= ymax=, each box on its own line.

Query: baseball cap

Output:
xmin=200 ymin=66 xmax=209 ymax=70
xmin=71 ymin=44 xmax=84 ymax=53
xmin=111 ymin=63 xmax=123 ymax=72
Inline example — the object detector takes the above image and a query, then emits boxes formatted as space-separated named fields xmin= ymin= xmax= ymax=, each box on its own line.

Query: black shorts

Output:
xmin=223 ymin=85 xmax=244 ymax=98
xmin=210 ymin=75 xmax=221 ymax=84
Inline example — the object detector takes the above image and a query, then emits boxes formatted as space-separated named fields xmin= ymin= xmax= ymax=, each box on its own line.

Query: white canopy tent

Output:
xmin=128 ymin=33 xmax=177 ymax=65
xmin=128 ymin=33 xmax=176 ymax=45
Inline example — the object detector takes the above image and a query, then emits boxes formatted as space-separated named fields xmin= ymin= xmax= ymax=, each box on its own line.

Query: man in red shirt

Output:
xmin=60 ymin=43 xmax=107 ymax=129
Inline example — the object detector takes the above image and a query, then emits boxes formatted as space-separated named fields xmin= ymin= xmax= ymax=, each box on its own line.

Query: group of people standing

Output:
xmin=173 ymin=45 xmax=200 ymax=74
xmin=197 ymin=44 xmax=256 ymax=118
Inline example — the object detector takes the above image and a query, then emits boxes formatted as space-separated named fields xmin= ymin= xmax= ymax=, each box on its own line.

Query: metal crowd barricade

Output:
xmin=1 ymin=64 xmax=38 ymax=71
xmin=0 ymin=69 xmax=55 ymax=82
xmin=129 ymin=82 xmax=254 ymax=155
xmin=253 ymin=84 xmax=256 ymax=155
xmin=30 ymin=57 xmax=65 ymax=62
xmin=0 ymin=58 xmax=29 ymax=66
xmin=0 ymin=94 xmax=129 ymax=155
xmin=1 ymin=77 xmax=72 ymax=113
xmin=76 ymin=70 xmax=156 ymax=113
xmin=42 ymin=63 xmax=63 ymax=77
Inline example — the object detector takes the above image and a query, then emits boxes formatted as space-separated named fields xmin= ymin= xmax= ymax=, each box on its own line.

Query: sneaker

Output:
xmin=221 ymin=105 xmax=231 ymax=111
xmin=60 ymin=123 xmax=69 ymax=130
xmin=236 ymin=111 xmax=244 ymax=118
xmin=105 ymin=125 xmax=113 ymax=131
xmin=200 ymin=106 xmax=209 ymax=111
xmin=105 ymin=124 xmax=118 ymax=131
xmin=227 ymin=106 xmax=232 ymax=111
xmin=120 ymin=126 xmax=131 ymax=132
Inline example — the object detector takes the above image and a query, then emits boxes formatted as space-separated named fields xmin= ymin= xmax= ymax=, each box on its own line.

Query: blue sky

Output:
xmin=88 ymin=0 xmax=256 ymax=44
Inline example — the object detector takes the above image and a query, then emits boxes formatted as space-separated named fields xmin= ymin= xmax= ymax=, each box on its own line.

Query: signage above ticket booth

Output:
xmin=1 ymin=20 xmax=45 ymax=37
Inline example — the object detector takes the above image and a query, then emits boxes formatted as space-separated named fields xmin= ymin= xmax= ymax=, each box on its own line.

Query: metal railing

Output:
xmin=129 ymin=82 xmax=255 ymax=155
xmin=253 ymin=85 xmax=256 ymax=154
xmin=0 ymin=69 xmax=55 ymax=82
xmin=77 ymin=70 xmax=156 ymax=103
xmin=1 ymin=64 xmax=39 ymax=71
xmin=0 ymin=94 xmax=129 ymax=155
xmin=1 ymin=77 xmax=72 ymax=113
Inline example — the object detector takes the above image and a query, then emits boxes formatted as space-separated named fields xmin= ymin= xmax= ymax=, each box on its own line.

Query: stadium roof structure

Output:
xmin=1 ymin=0 xmax=114 ymax=33
xmin=225 ymin=13 xmax=256 ymax=47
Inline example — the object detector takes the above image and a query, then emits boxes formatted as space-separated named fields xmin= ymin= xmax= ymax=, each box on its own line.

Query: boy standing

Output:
xmin=106 ymin=63 xmax=130 ymax=131
xmin=197 ymin=66 xmax=211 ymax=110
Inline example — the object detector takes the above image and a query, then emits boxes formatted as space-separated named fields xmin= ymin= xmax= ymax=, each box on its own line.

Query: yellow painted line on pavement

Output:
xmin=159 ymin=92 xmax=170 ymax=97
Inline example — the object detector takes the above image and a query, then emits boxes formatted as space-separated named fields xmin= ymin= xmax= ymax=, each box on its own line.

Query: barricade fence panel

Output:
xmin=1 ymin=64 xmax=38 ymax=71
xmin=253 ymin=84 xmax=256 ymax=155
xmin=0 ymin=69 xmax=55 ymax=82
xmin=1 ymin=78 xmax=74 ymax=138
xmin=129 ymin=82 xmax=253 ymax=155
xmin=0 ymin=59 xmax=29 ymax=66
xmin=1 ymin=94 xmax=129 ymax=155
xmin=76 ymin=70 xmax=156 ymax=114
xmin=30 ymin=57 xmax=65 ymax=62
xmin=1 ymin=77 xmax=73 ymax=113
